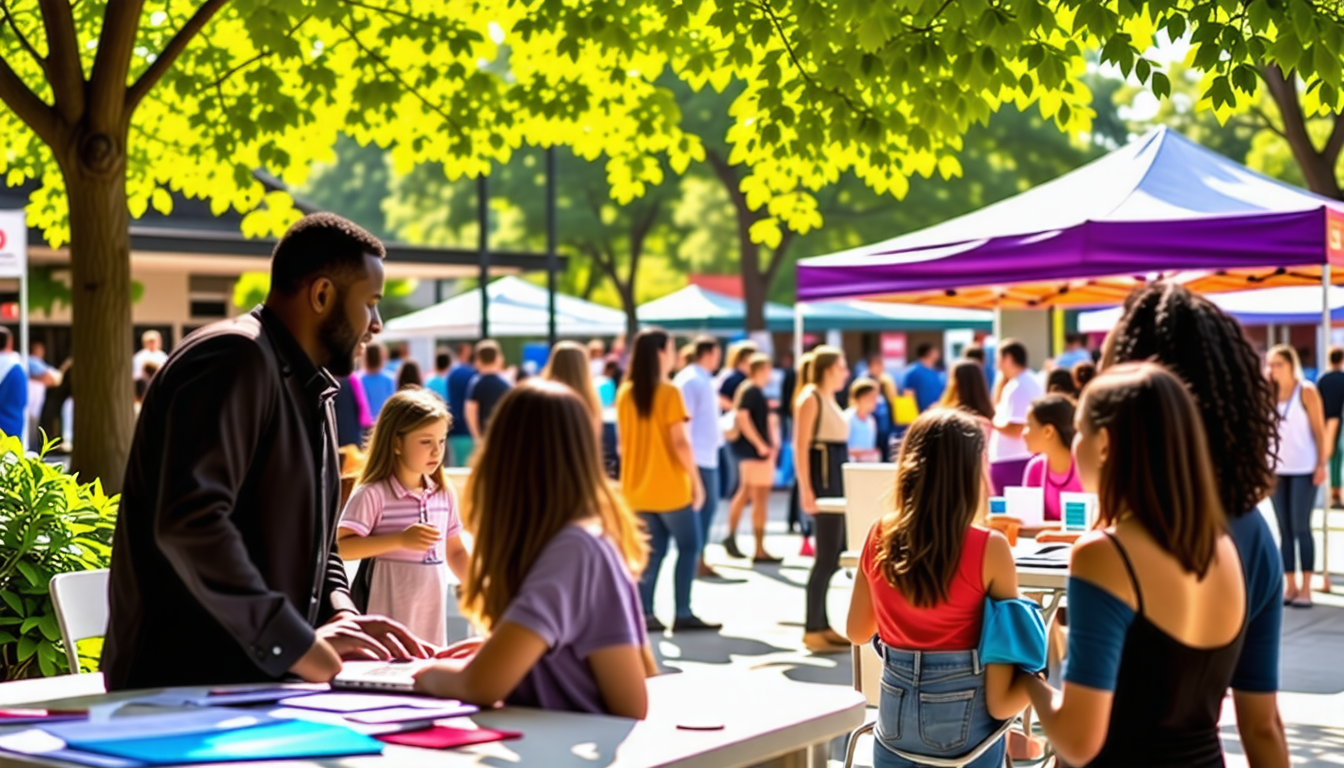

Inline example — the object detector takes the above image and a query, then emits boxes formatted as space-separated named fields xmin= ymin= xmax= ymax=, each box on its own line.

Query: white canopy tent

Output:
xmin=1078 ymin=285 xmax=1344 ymax=333
xmin=381 ymin=276 xmax=627 ymax=341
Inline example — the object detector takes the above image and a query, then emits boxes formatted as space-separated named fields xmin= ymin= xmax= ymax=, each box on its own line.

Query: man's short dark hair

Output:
xmin=915 ymin=342 xmax=935 ymax=360
xmin=964 ymin=344 xmax=985 ymax=363
xmin=693 ymin=336 xmax=718 ymax=361
xmin=270 ymin=213 xmax=386 ymax=296
xmin=388 ymin=344 xmax=404 ymax=361
xmin=1066 ymin=332 xmax=1086 ymax=347
xmin=476 ymin=339 xmax=501 ymax=366
xmin=0 ymin=326 xmax=10 ymax=350
xmin=364 ymin=342 xmax=385 ymax=370
xmin=435 ymin=350 xmax=452 ymax=370
xmin=1000 ymin=339 xmax=1028 ymax=368
xmin=1332 ymin=347 xmax=1344 ymax=367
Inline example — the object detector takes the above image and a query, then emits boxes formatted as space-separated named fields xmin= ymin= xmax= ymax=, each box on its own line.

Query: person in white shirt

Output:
xmin=674 ymin=336 xmax=724 ymax=579
xmin=131 ymin=330 xmax=168 ymax=381
xmin=989 ymin=339 xmax=1043 ymax=495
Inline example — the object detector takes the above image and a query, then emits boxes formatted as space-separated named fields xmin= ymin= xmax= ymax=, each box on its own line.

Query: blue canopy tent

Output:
xmin=637 ymin=284 xmax=991 ymax=333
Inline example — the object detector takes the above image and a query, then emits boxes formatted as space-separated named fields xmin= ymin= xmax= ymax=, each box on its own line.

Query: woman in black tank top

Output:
xmin=1023 ymin=364 xmax=1248 ymax=767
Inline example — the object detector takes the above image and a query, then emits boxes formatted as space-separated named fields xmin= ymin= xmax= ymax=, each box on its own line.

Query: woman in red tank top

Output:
xmin=847 ymin=408 xmax=1033 ymax=768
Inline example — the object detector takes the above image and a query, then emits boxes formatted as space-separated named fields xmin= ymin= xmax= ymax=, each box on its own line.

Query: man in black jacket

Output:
xmin=104 ymin=213 xmax=427 ymax=690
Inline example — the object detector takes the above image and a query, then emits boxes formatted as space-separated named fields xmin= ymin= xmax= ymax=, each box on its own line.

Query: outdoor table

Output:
xmin=0 ymin=670 xmax=864 ymax=768
xmin=815 ymin=497 xmax=846 ymax=514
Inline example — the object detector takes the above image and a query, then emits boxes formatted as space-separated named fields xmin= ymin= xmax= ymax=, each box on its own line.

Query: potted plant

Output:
xmin=0 ymin=434 xmax=118 ymax=679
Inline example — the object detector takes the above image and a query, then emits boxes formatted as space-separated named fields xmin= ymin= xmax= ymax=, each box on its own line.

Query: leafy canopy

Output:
xmin=2 ymin=0 xmax=1342 ymax=249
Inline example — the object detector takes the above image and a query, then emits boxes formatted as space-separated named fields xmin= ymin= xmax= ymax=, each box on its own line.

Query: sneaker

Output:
xmin=799 ymin=537 xmax=815 ymax=557
xmin=645 ymin=615 xmax=666 ymax=633
xmin=672 ymin=615 xmax=723 ymax=632
xmin=722 ymin=536 xmax=747 ymax=559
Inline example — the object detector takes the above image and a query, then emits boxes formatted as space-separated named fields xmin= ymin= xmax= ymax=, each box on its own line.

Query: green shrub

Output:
xmin=0 ymin=434 xmax=118 ymax=679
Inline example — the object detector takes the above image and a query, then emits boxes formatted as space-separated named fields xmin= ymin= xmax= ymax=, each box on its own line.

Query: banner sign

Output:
xmin=0 ymin=211 xmax=26 ymax=279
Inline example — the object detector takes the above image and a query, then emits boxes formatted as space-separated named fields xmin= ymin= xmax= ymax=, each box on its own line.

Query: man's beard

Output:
xmin=319 ymin=301 xmax=363 ymax=377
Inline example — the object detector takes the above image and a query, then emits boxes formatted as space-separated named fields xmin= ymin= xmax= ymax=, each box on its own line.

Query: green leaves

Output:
xmin=0 ymin=433 xmax=118 ymax=680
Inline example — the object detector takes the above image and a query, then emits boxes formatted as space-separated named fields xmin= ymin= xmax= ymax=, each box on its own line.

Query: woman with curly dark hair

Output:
xmin=1101 ymin=282 xmax=1288 ymax=767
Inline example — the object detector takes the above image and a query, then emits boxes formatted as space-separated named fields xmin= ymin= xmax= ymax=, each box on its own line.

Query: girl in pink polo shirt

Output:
xmin=1022 ymin=394 xmax=1083 ymax=522
xmin=338 ymin=389 xmax=470 ymax=647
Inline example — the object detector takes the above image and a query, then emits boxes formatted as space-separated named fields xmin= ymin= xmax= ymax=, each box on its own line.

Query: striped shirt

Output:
xmin=338 ymin=476 xmax=462 ymax=564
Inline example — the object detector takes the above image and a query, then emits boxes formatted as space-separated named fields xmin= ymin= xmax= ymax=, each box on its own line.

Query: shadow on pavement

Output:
xmin=652 ymin=632 xmax=793 ymax=665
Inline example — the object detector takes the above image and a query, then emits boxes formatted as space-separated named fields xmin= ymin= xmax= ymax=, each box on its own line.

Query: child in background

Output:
xmin=844 ymin=378 xmax=882 ymax=462
xmin=414 ymin=381 xmax=653 ymax=718
xmin=1022 ymin=394 xmax=1083 ymax=522
xmin=338 ymin=389 xmax=470 ymax=647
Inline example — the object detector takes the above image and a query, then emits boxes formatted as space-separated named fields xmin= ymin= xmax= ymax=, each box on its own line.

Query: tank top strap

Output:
xmin=1102 ymin=530 xmax=1145 ymax=614
xmin=961 ymin=527 xmax=991 ymax=591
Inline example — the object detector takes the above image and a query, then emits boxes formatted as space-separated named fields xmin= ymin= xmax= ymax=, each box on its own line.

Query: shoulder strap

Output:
xmin=1101 ymin=531 xmax=1144 ymax=614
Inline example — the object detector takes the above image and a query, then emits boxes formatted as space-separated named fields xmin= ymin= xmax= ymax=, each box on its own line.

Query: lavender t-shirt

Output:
xmin=500 ymin=524 xmax=646 ymax=714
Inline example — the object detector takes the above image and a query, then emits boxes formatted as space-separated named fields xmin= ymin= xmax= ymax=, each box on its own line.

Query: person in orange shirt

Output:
xmin=617 ymin=329 xmax=720 ymax=635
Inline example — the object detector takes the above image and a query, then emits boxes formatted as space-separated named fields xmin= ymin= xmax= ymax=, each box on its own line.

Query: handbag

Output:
xmin=892 ymin=393 xmax=919 ymax=426
xmin=978 ymin=596 xmax=1047 ymax=673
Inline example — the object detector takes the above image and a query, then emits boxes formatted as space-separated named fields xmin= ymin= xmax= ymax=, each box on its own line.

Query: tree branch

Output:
xmin=37 ymin=0 xmax=86 ymax=124
xmin=336 ymin=17 xmax=461 ymax=130
xmin=207 ymin=13 xmax=311 ymax=88
xmin=1263 ymin=64 xmax=1342 ymax=197
xmin=126 ymin=0 xmax=230 ymax=112
xmin=1 ymin=0 xmax=47 ymax=74
xmin=88 ymin=0 xmax=145 ymax=130
xmin=748 ymin=1 xmax=865 ymax=116
xmin=0 ymin=54 xmax=55 ymax=141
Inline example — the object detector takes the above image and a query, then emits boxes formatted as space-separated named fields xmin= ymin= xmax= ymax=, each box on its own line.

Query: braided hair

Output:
xmin=1102 ymin=283 xmax=1277 ymax=519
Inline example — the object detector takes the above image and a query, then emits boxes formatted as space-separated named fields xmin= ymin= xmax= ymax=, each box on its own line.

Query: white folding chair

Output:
xmin=48 ymin=569 xmax=110 ymax=672
xmin=842 ymin=463 xmax=897 ymax=557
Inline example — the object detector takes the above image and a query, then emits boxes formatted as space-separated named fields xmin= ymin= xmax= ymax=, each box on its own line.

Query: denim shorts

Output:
xmin=871 ymin=639 xmax=1007 ymax=768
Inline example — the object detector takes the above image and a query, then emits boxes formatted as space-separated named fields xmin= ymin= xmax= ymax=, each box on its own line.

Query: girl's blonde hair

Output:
xmin=542 ymin=340 xmax=602 ymax=424
xmin=794 ymin=352 xmax=816 ymax=411
xmin=1268 ymin=343 xmax=1303 ymax=381
xmin=461 ymin=381 xmax=647 ymax=632
xmin=809 ymin=345 xmax=844 ymax=387
xmin=359 ymin=388 xmax=450 ymax=490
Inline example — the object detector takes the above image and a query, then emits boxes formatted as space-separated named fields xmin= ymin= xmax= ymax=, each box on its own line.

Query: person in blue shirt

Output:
xmin=1055 ymin=332 xmax=1093 ymax=371
xmin=1098 ymin=282 xmax=1288 ymax=767
xmin=900 ymin=343 xmax=944 ymax=413
xmin=425 ymin=348 xmax=452 ymax=403
xmin=445 ymin=345 xmax=478 ymax=467
xmin=359 ymin=342 xmax=396 ymax=417
xmin=0 ymin=327 xmax=27 ymax=440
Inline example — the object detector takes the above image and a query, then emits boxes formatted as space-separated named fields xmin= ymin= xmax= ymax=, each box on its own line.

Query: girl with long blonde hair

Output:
xmin=543 ymin=340 xmax=604 ymax=436
xmin=337 ymin=388 xmax=470 ymax=647
xmin=414 ymin=381 xmax=653 ymax=718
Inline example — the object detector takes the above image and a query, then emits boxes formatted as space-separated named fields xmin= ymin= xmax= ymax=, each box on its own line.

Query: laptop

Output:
xmin=332 ymin=659 xmax=435 ymax=693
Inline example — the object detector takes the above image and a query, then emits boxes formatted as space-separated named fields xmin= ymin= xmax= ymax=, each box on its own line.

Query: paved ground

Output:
xmin=638 ymin=493 xmax=1344 ymax=767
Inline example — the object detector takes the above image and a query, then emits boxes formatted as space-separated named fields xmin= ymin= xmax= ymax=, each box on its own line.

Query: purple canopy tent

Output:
xmin=793 ymin=126 xmax=1344 ymax=370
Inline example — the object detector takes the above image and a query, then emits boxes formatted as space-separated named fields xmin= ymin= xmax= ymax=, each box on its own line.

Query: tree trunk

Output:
xmin=618 ymin=281 xmax=638 ymax=342
xmin=63 ymin=132 xmax=134 ymax=493
xmin=1263 ymin=65 xmax=1344 ymax=199
xmin=741 ymin=244 xmax=768 ymax=332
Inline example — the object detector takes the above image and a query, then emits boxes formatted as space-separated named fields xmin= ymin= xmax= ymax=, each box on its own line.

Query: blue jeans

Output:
xmin=696 ymin=467 xmax=719 ymax=557
xmin=1273 ymin=473 xmax=1318 ymax=572
xmin=871 ymin=642 xmax=1006 ymax=768
xmin=638 ymin=506 xmax=701 ymax=619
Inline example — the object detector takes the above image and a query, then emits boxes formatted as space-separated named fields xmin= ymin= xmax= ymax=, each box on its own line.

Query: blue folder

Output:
xmin=62 ymin=719 xmax=383 ymax=765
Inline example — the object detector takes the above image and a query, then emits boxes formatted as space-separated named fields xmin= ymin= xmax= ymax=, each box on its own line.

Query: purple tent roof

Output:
xmin=797 ymin=127 xmax=1344 ymax=305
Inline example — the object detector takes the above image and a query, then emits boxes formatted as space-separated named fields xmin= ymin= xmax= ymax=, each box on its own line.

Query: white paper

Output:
xmin=1005 ymin=486 xmax=1045 ymax=527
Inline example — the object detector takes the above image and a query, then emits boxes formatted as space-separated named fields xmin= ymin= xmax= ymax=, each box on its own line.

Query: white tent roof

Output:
xmin=381 ymin=276 xmax=627 ymax=340
xmin=1078 ymin=286 xmax=1344 ymax=332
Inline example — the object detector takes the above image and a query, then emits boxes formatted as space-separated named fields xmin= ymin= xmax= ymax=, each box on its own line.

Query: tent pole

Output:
xmin=793 ymin=301 xmax=805 ymax=365
xmin=546 ymin=147 xmax=559 ymax=349
xmin=992 ymin=303 xmax=1003 ymax=347
xmin=1324 ymin=265 xmax=1333 ymax=592
xmin=478 ymin=174 xmax=490 ymax=340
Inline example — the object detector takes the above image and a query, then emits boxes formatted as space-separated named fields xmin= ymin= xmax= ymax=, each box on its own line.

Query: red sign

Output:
xmin=880 ymin=332 xmax=907 ymax=361
xmin=0 ymin=303 xmax=18 ymax=320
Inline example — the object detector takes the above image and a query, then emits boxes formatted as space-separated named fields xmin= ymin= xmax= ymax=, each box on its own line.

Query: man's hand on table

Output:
xmin=325 ymin=613 xmax=434 ymax=660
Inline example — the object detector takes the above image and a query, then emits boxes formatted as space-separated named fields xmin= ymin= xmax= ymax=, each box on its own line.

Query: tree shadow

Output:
xmin=473 ymin=710 xmax=637 ymax=768
xmin=748 ymin=658 xmax=852 ymax=687
xmin=1222 ymin=722 xmax=1344 ymax=767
